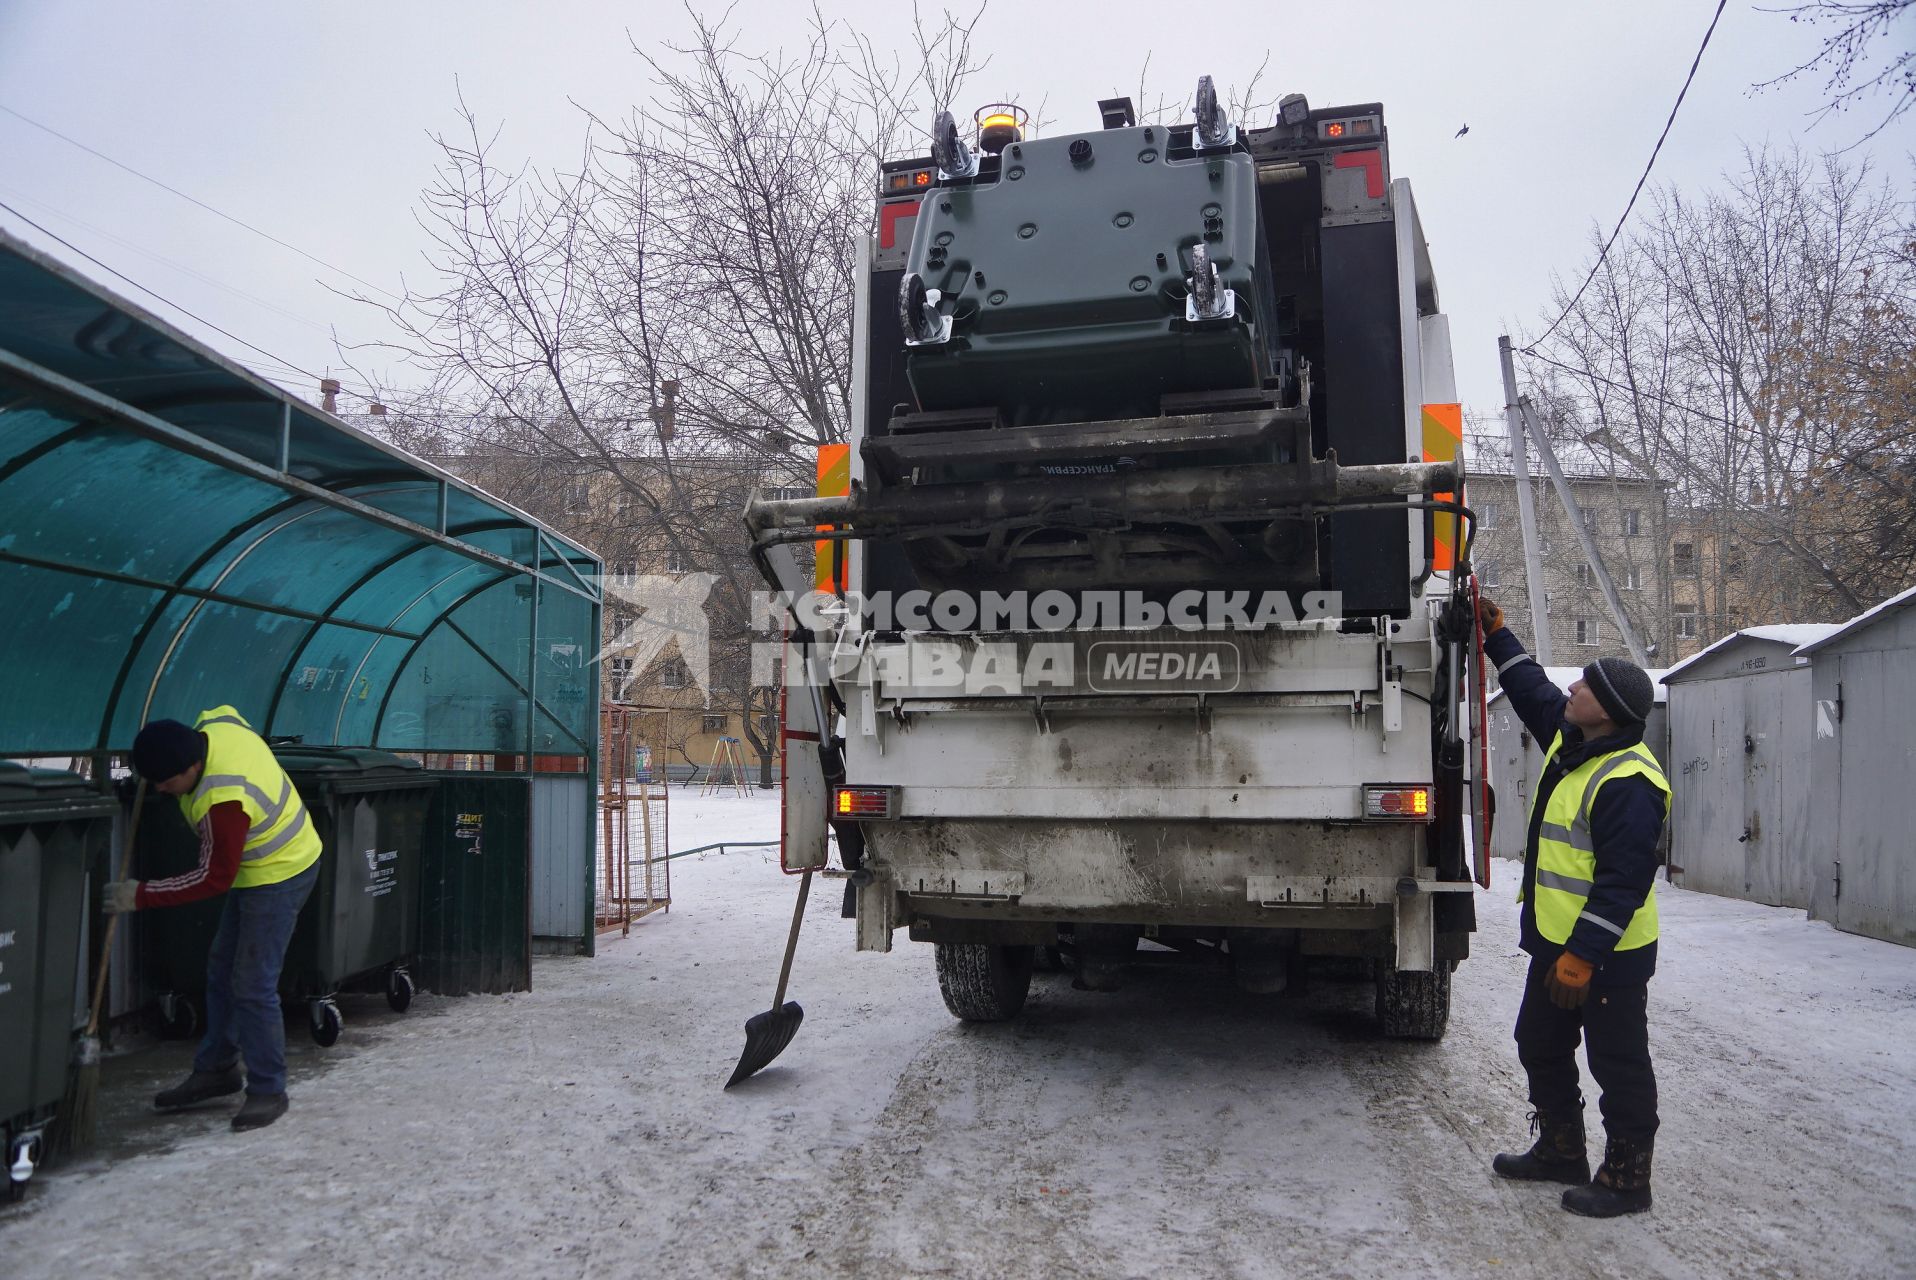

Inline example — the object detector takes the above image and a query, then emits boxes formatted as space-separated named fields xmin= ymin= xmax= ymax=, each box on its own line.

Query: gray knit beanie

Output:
xmin=1583 ymin=657 xmax=1654 ymax=726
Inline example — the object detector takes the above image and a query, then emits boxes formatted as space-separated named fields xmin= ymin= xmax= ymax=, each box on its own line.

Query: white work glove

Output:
xmin=101 ymin=880 xmax=141 ymax=914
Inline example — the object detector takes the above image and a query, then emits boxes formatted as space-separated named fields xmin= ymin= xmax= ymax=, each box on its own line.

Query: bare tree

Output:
xmin=1756 ymin=1 xmax=1916 ymax=145
xmin=1525 ymin=144 xmax=1914 ymax=638
xmin=343 ymin=6 xmax=993 ymax=782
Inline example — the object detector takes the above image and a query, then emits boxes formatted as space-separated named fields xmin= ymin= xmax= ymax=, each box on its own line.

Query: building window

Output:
xmin=1479 ymin=560 xmax=1501 ymax=587
xmin=614 ymin=489 xmax=634 ymax=519
xmin=1622 ymin=508 xmax=1641 ymax=537
xmin=608 ymin=657 xmax=634 ymax=685
xmin=1673 ymin=542 xmax=1696 ymax=574
xmin=665 ymin=549 xmax=691 ymax=575
xmin=1581 ymin=508 xmax=1600 ymax=533
xmin=1575 ymin=618 xmax=1600 ymax=647
xmin=1575 ymin=563 xmax=1596 ymax=587
xmin=660 ymin=660 xmax=687 ymax=690
xmin=567 ymin=480 xmax=591 ymax=514
xmin=702 ymin=714 xmax=727 ymax=734
xmin=1623 ymin=566 xmax=1641 ymax=591
xmin=1674 ymin=606 xmax=1697 ymax=639
xmin=768 ymin=484 xmax=810 ymax=502
xmin=1479 ymin=502 xmax=1501 ymax=530
xmin=1728 ymin=607 xmax=1745 ymax=630
xmin=1725 ymin=545 xmax=1744 ymax=578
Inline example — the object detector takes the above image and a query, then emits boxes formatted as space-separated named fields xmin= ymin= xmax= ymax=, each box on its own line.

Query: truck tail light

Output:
xmin=834 ymin=786 xmax=899 ymax=820
xmin=1363 ymin=784 xmax=1430 ymax=821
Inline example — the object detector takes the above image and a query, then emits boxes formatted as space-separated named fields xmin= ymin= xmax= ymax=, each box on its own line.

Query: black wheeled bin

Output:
xmin=132 ymin=794 xmax=224 ymax=1041
xmin=0 ymin=763 xmax=112 ymax=1200
xmin=273 ymin=747 xmax=436 ymax=1046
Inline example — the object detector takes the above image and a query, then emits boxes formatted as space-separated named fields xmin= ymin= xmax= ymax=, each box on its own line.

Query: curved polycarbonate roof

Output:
xmin=0 ymin=231 xmax=601 ymax=758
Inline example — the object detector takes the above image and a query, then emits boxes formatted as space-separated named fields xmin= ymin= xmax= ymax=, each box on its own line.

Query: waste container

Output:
xmin=274 ymin=747 xmax=436 ymax=1046
xmin=0 ymin=763 xmax=112 ymax=1200
xmin=132 ymin=794 xmax=224 ymax=1041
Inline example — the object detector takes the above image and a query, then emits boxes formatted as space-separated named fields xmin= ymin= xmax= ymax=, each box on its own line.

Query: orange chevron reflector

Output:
xmin=1421 ymin=403 xmax=1463 ymax=572
xmin=815 ymin=444 xmax=851 ymax=592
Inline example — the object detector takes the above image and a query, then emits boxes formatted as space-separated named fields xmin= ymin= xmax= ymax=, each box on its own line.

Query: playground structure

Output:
xmin=595 ymin=705 xmax=672 ymax=935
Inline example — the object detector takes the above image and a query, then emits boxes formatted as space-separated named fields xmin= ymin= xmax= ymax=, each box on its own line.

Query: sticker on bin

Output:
xmin=362 ymin=847 xmax=401 ymax=897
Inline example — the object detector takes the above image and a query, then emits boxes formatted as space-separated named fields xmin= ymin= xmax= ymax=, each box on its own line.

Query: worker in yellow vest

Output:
xmin=101 ymin=707 xmax=322 ymax=1131
xmin=1478 ymin=598 xmax=1669 ymax=1217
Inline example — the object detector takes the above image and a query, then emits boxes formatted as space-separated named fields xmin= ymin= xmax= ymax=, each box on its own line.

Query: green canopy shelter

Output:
xmin=0 ymin=230 xmax=604 ymax=983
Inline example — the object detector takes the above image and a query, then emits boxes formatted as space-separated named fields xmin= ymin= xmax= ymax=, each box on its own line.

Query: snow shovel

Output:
xmin=726 ymin=866 xmax=812 ymax=1088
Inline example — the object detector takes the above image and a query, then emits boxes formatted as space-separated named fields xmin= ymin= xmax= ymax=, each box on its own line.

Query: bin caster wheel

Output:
xmin=386 ymin=969 xmax=415 ymax=1014
xmin=310 ymin=1000 xmax=342 ymax=1047
xmin=158 ymin=993 xmax=201 ymax=1041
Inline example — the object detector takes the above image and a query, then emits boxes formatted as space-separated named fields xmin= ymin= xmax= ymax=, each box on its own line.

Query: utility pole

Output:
xmin=1518 ymin=399 xmax=1651 ymax=667
xmin=1498 ymin=336 xmax=1553 ymax=664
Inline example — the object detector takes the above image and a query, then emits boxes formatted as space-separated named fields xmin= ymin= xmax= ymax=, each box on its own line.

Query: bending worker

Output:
xmin=101 ymin=707 xmax=320 ymax=1132
xmin=1479 ymin=597 xmax=1669 ymax=1218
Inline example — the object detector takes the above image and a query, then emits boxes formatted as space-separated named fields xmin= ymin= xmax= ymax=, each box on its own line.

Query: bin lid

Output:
xmin=272 ymin=747 xmax=424 ymax=778
xmin=0 ymin=760 xmax=101 ymax=804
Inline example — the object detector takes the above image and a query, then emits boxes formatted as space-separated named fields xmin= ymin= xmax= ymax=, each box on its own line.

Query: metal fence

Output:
xmin=595 ymin=707 xmax=671 ymax=935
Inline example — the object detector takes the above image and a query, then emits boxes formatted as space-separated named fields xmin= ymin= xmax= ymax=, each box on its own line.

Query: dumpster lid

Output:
xmin=272 ymin=747 xmax=424 ymax=777
xmin=0 ymin=760 xmax=101 ymax=803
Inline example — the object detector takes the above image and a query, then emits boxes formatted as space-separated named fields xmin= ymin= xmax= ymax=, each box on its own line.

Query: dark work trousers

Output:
xmin=195 ymin=860 xmax=318 ymax=1097
xmin=1514 ymin=954 xmax=1658 ymax=1141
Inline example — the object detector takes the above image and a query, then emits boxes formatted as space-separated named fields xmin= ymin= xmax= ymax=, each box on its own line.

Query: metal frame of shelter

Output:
xmin=0 ymin=230 xmax=605 ymax=958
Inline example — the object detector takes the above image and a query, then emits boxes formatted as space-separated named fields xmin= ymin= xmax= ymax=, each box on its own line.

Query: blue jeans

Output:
xmin=195 ymin=861 xmax=317 ymax=1096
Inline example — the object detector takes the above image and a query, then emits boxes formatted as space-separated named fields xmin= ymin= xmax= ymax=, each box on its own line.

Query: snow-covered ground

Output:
xmin=4 ymin=788 xmax=1913 ymax=1279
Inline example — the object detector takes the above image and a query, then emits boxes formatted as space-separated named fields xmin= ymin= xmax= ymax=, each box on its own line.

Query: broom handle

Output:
xmin=84 ymin=778 xmax=148 ymax=1038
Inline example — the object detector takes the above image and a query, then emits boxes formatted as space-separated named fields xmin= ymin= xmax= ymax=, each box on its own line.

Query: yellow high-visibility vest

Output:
xmin=181 ymin=706 xmax=321 ymax=888
xmin=1519 ymin=730 xmax=1669 ymax=951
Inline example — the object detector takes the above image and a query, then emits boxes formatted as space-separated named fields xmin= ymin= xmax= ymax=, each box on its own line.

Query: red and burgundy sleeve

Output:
xmin=136 ymin=801 xmax=248 ymax=908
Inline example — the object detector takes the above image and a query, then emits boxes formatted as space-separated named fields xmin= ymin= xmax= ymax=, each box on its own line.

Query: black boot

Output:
xmin=1563 ymin=1134 xmax=1653 ymax=1217
xmin=231 ymin=1092 xmax=289 ymax=1131
xmin=154 ymin=1065 xmax=244 ymax=1111
xmin=1492 ymin=1109 xmax=1590 ymax=1185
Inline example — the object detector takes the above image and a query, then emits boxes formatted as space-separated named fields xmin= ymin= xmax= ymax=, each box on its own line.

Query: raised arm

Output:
xmin=1478 ymin=595 xmax=1568 ymax=747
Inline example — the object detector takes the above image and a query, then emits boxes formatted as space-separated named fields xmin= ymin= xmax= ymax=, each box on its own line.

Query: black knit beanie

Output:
xmin=132 ymin=720 xmax=206 ymax=782
xmin=1583 ymin=657 xmax=1654 ymax=726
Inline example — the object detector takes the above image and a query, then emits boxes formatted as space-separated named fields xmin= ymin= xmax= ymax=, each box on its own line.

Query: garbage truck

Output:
xmin=745 ymin=85 xmax=1488 ymax=1038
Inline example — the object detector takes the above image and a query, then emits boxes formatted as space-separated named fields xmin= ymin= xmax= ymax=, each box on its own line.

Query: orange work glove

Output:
xmin=1544 ymin=951 xmax=1594 ymax=1010
xmin=1476 ymin=593 xmax=1506 ymax=635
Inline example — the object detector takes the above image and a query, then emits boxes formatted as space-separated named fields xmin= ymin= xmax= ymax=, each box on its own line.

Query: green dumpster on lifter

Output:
xmin=0 ymin=763 xmax=113 ymax=1200
xmin=274 ymin=747 xmax=437 ymax=1047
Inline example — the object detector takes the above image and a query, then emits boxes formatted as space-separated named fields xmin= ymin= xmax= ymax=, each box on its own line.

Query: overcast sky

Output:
xmin=1 ymin=1 xmax=1906 ymax=423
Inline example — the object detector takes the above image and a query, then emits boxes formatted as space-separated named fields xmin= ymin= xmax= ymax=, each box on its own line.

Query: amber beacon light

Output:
xmin=974 ymin=103 xmax=1028 ymax=154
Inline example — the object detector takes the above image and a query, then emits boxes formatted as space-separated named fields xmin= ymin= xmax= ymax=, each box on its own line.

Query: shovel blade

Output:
xmin=726 ymin=1001 xmax=804 ymax=1088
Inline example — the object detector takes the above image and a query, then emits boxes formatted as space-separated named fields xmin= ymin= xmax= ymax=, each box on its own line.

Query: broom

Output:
xmin=57 ymin=778 xmax=147 ymax=1154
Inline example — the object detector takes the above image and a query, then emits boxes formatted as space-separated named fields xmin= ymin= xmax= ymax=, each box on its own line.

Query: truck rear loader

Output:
xmin=746 ymin=84 xmax=1489 ymax=1040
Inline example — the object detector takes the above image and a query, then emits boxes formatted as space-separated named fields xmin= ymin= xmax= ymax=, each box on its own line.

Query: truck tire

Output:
xmin=935 ymin=942 xmax=1035 ymax=1022
xmin=1375 ymin=964 xmax=1451 ymax=1041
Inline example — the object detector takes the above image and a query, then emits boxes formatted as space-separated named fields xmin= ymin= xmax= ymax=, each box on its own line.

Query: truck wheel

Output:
xmin=935 ymin=943 xmax=1034 ymax=1022
xmin=1375 ymin=964 xmax=1451 ymax=1041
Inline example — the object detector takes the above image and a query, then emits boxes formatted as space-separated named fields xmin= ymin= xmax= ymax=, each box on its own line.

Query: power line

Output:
xmin=1518 ymin=347 xmax=1753 ymax=438
xmin=0 ymin=182 xmax=337 ymax=336
xmin=1523 ymin=0 xmax=1729 ymax=353
xmin=0 ymin=101 xmax=403 ymax=302
xmin=0 ymin=198 xmax=445 ymax=417
xmin=0 ymin=196 xmax=329 ymax=385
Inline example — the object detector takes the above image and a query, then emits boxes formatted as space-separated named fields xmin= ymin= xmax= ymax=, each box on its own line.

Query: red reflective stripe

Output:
xmin=879 ymin=200 xmax=921 ymax=250
xmin=1333 ymin=149 xmax=1385 ymax=199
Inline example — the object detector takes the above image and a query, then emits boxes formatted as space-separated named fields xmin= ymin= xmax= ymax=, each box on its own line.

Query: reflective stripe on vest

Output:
xmin=1521 ymin=729 xmax=1670 ymax=952
xmin=182 ymin=706 xmax=321 ymax=887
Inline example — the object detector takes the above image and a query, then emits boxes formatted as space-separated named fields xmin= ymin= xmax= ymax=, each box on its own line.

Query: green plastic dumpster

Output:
xmin=0 ymin=763 xmax=112 ymax=1201
xmin=274 ymin=747 xmax=436 ymax=1046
